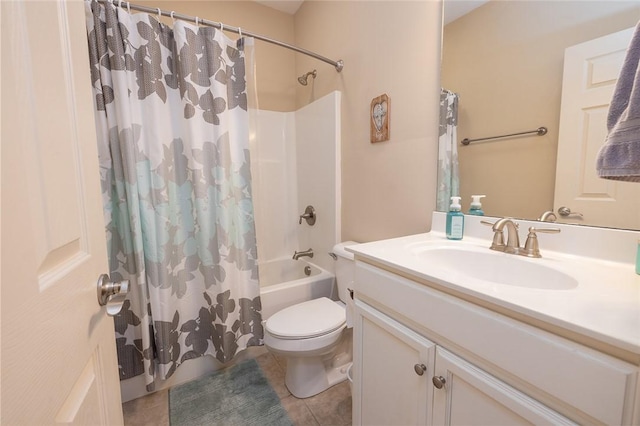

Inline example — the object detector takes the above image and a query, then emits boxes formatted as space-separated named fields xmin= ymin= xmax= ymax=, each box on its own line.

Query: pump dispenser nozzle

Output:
xmin=469 ymin=195 xmax=485 ymax=216
xmin=450 ymin=196 xmax=462 ymax=211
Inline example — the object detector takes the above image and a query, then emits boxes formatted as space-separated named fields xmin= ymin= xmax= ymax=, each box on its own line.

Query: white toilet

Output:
xmin=264 ymin=241 xmax=358 ymax=398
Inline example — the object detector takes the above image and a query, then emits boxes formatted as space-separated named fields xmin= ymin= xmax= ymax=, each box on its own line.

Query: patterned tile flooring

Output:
xmin=122 ymin=348 xmax=352 ymax=426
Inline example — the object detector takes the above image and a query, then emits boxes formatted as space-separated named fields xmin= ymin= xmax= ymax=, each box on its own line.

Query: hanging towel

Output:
xmin=596 ymin=21 xmax=640 ymax=182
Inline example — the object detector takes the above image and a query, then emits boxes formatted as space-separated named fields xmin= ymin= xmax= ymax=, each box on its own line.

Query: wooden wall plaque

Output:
xmin=370 ymin=94 xmax=390 ymax=143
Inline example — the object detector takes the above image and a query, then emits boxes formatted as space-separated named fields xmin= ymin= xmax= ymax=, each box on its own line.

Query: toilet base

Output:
xmin=281 ymin=329 xmax=352 ymax=399
xmin=284 ymin=353 xmax=351 ymax=398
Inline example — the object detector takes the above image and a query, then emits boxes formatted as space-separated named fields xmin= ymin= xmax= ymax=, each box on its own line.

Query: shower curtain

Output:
xmin=437 ymin=89 xmax=460 ymax=211
xmin=85 ymin=1 xmax=262 ymax=391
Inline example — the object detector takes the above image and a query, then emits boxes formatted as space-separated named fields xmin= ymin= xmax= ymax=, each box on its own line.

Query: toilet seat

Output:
xmin=266 ymin=297 xmax=346 ymax=339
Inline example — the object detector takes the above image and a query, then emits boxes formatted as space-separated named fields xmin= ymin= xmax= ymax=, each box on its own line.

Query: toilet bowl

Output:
xmin=264 ymin=241 xmax=358 ymax=398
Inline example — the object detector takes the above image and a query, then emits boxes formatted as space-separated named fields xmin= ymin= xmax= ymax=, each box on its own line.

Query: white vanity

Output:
xmin=348 ymin=212 xmax=640 ymax=425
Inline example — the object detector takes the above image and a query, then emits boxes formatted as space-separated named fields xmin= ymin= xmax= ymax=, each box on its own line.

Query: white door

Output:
xmin=431 ymin=348 xmax=574 ymax=426
xmin=353 ymin=301 xmax=435 ymax=426
xmin=1 ymin=1 xmax=124 ymax=424
xmin=554 ymin=27 xmax=640 ymax=228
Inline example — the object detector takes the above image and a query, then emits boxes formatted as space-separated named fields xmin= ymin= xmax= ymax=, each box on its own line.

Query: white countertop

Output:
xmin=348 ymin=213 xmax=640 ymax=358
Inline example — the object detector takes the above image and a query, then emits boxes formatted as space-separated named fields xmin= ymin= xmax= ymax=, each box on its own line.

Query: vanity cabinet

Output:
xmin=352 ymin=261 xmax=639 ymax=425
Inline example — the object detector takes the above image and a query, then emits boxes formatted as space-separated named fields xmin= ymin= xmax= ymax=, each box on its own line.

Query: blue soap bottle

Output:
xmin=468 ymin=195 xmax=486 ymax=216
xmin=446 ymin=196 xmax=464 ymax=240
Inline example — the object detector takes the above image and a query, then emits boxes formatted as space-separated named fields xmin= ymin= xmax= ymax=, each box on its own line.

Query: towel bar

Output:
xmin=461 ymin=126 xmax=547 ymax=146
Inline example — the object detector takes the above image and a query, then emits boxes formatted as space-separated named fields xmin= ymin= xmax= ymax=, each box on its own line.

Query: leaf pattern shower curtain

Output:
xmin=85 ymin=1 xmax=262 ymax=391
xmin=437 ymin=89 xmax=460 ymax=211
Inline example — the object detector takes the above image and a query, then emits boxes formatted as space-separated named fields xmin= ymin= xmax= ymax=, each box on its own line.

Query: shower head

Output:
xmin=297 ymin=70 xmax=317 ymax=86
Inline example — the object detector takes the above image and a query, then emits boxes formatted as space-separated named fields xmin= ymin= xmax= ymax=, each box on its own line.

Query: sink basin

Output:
xmin=412 ymin=245 xmax=578 ymax=290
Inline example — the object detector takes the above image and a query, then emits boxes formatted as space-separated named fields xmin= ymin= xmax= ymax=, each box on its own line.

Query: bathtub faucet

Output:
xmin=293 ymin=248 xmax=314 ymax=260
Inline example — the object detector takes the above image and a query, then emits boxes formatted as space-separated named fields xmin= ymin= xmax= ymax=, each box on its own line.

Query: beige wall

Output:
xmin=442 ymin=1 xmax=640 ymax=220
xmin=137 ymin=0 xmax=297 ymax=111
xmin=295 ymin=1 xmax=442 ymax=242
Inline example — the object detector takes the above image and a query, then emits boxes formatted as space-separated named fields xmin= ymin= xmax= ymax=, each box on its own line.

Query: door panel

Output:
xmin=432 ymin=348 xmax=575 ymax=426
xmin=354 ymin=301 xmax=435 ymax=426
xmin=1 ymin=1 xmax=123 ymax=424
xmin=554 ymin=27 xmax=640 ymax=228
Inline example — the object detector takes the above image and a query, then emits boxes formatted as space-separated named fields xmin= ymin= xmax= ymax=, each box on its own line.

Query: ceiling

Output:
xmin=254 ymin=0 xmax=304 ymax=15
xmin=253 ymin=0 xmax=489 ymax=22
xmin=443 ymin=0 xmax=489 ymax=25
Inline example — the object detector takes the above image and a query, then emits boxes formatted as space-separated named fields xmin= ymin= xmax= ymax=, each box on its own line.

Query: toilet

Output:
xmin=264 ymin=241 xmax=358 ymax=398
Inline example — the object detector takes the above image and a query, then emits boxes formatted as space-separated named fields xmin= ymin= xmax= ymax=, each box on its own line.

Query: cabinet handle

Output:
xmin=414 ymin=364 xmax=427 ymax=376
xmin=432 ymin=375 xmax=446 ymax=389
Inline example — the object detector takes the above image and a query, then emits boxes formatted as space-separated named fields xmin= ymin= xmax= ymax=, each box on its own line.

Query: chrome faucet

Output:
xmin=293 ymin=248 xmax=314 ymax=260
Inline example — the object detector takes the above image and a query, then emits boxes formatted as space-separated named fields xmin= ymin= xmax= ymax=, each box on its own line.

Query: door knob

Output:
xmin=414 ymin=363 xmax=427 ymax=376
xmin=432 ymin=375 xmax=446 ymax=389
xmin=97 ymin=274 xmax=129 ymax=316
xmin=557 ymin=206 xmax=583 ymax=218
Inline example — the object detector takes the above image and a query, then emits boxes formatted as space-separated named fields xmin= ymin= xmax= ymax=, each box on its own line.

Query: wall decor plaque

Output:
xmin=370 ymin=94 xmax=390 ymax=143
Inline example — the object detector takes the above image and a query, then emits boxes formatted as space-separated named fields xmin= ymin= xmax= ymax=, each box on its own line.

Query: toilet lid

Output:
xmin=266 ymin=297 xmax=346 ymax=339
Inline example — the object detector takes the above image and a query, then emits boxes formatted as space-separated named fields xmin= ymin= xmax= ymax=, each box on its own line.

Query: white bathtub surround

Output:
xmin=294 ymin=92 xmax=342 ymax=273
xmin=252 ymin=91 xmax=341 ymax=273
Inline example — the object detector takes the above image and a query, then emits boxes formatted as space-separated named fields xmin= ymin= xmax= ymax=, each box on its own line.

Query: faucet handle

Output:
xmin=299 ymin=205 xmax=316 ymax=225
xmin=522 ymin=226 xmax=561 ymax=258
xmin=529 ymin=226 xmax=561 ymax=234
xmin=481 ymin=220 xmax=506 ymax=251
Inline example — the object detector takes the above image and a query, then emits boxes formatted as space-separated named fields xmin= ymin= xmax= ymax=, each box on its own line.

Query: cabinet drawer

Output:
xmin=355 ymin=262 xmax=638 ymax=425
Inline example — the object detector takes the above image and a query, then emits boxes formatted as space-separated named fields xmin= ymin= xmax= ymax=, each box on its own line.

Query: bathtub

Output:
xmin=259 ymin=258 xmax=335 ymax=319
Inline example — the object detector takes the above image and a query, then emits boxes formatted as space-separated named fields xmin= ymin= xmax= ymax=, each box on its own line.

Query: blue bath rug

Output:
xmin=169 ymin=358 xmax=293 ymax=426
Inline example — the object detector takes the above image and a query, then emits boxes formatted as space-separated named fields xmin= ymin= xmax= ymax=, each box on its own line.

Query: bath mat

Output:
xmin=169 ymin=359 xmax=293 ymax=426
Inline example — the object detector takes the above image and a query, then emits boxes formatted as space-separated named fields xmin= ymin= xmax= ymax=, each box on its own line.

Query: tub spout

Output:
xmin=293 ymin=248 xmax=314 ymax=260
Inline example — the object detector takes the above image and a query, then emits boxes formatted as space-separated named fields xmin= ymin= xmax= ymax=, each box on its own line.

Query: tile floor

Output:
xmin=122 ymin=348 xmax=352 ymax=426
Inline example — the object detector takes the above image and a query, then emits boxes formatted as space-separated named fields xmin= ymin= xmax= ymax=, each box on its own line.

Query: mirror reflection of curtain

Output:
xmin=437 ymin=89 xmax=460 ymax=211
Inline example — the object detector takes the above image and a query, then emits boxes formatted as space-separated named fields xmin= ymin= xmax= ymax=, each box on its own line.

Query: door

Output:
xmin=554 ymin=27 xmax=640 ymax=228
xmin=432 ymin=348 xmax=574 ymax=425
xmin=353 ymin=301 xmax=436 ymax=426
xmin=1 ymin=1 xmax=123 ymax=424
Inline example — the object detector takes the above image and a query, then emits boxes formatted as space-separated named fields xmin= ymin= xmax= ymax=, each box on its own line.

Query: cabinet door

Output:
xmin=353 ymin=300 xmax=436 ymax=426
xmin=432 ymin=348 xmax=575 ymax=426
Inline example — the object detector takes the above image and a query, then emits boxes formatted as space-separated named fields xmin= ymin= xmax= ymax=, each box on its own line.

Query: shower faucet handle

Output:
xmin=299 ymin=205 xmax=316 ymax=226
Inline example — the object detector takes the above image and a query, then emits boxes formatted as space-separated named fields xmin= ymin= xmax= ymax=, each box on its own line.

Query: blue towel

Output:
xmin=596 ymin=22 xmax=640 ymax=182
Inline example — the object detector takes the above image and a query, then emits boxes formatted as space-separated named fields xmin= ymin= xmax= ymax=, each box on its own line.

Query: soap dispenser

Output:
xmin=468 ymin=195 xmax=486 ymax=216
xmin=446 ymin=196 xmax=464 ymax=240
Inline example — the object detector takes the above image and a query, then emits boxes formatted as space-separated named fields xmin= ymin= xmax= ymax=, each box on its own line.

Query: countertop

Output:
xmin=348 ymin=213 xmax=640 ymax=361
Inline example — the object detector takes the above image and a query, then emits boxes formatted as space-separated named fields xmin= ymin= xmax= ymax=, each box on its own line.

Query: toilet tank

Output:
xmin=332 ymin=241 xmax=359 ymax=303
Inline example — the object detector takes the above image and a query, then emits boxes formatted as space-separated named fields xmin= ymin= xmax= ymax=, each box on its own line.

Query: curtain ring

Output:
xmin=195 ymin=16 xmax=199 ymax=26
xmin=157 ymin=7 xmax=161 ymax=20
xmin=219 ymin=22 xmax=224 ymax=32
xmin=170 ymin=11 xmax=175 ymax=23
xmin=126 ymin=1 xmax=130 ymax=12
xmin=118 ymin=0 xmax=123 ymax=8
xmin=238 ymin=27 xmax=242 ymax=38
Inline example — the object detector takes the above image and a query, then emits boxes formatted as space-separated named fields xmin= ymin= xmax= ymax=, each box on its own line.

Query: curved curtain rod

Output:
xmin=95 ymin=0 xmax=344 ymax=72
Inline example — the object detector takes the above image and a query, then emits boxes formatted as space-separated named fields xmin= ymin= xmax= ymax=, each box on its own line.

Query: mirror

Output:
xmin=440 ymin=0 xmax=640 ymax=230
